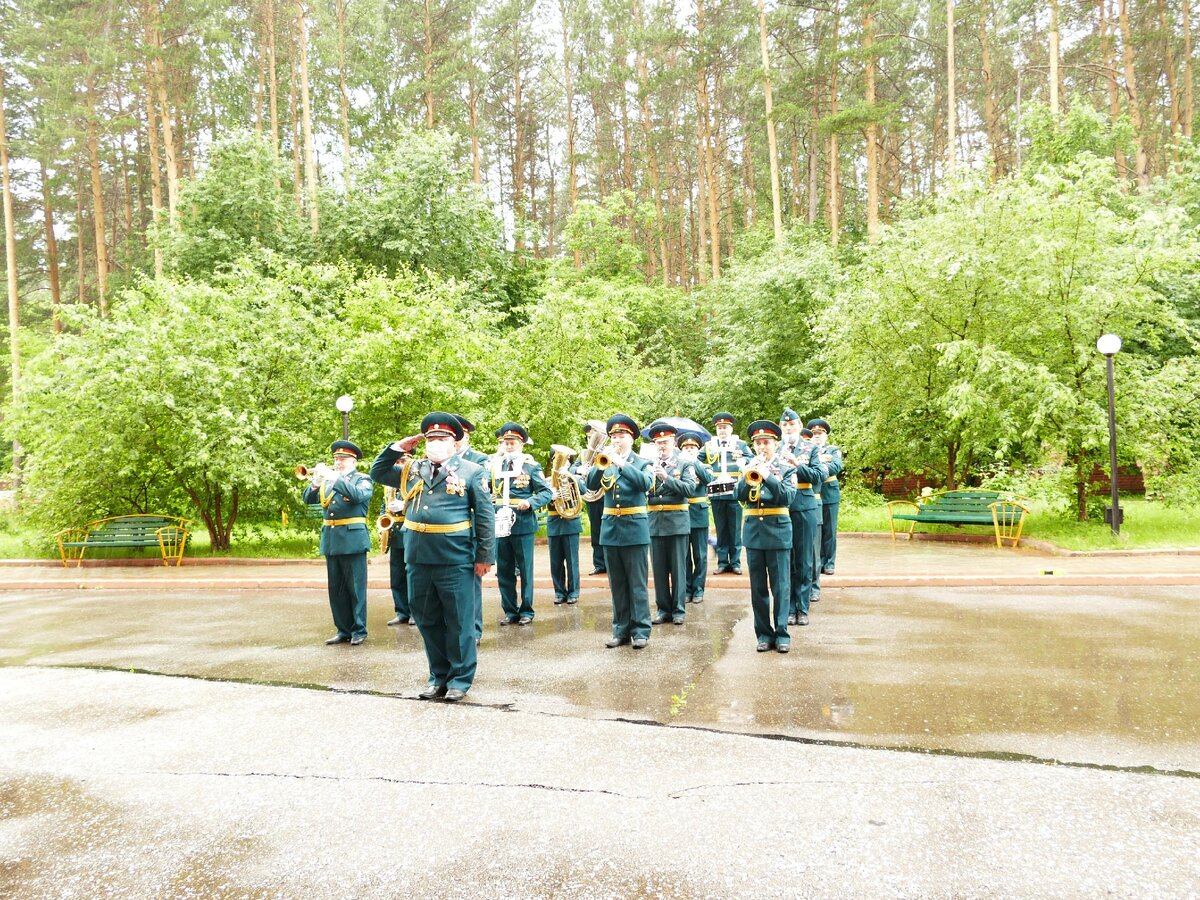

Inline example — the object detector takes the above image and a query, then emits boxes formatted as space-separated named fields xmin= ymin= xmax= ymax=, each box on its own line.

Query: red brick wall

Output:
xmin=878 ymin=466 xmax=1144 ymax=499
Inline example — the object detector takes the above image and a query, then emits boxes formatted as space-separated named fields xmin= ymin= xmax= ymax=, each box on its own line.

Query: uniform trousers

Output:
xmin=497 ymin=532 xmax=536 ymax=619
xmin=788 ymin=507 xmax=819 ymax=617
xmin=548 ymin=533 xmax=581 ymax=601
xmin=326 ymin=552 xmax=368 ymax=640
xmin=811 ymin=509 xmax=824 ymax=601
xmin=748 ymin=548 xmax=791 ymax=646
xmin=821 ymin=501 xmax=840 ymax=572
xmin=409 ymin=562 xmax=477 ymax=691
xmin=711 ymin=501 xmax=744 ymax=569
xmin=586 ymin=499 xmax=606 ymax=571
xmin=388 ymin=535 xmax=409 ymax=618
xmin=686 ymin=525 xmax=709 ymax=599
xmin=651 ymin=533 xmax=689 ymax=619
xmin=604 ymin=544 xmax=651 ymax=641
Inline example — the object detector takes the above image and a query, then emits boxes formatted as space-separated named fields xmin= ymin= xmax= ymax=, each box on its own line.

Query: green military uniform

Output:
xmin=809 ymin=418 xmax=844 ymax=575
xmin=705 ymin=413 xmax=753 ymax=573
xmin=382 ymin=484 xmax=411 ymax=625
xmin=369 ymin=413 xmax=495 ymax=697
xmin=303 ymin=440 xmax=374 ymax=645
xmin=780 ymin=426 xmax=826 ymax=624
xmin=585 ymin=414 xmax=653 ymax=646
xmin=646 ymin=421 xmax=699 ymax=624
xmin=737 ymin=422 xmax=798 ymax=652
xmin=548 ymin=459 xmax=586 ymax=603
xmin=454 ymin=414 xmax=490 ymax=642
xmin=489 ymin=422 xmax=554 ymax=624
xmin=678 ymin=431 xmax=712 ymax=603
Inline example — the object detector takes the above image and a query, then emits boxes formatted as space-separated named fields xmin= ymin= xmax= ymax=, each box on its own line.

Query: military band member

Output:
xmin=583 ymin=415 xmax=654 ymax=649
xmin=454 ymin=414 xmax=489 ymax=644
xmin=809 ymin=418 xmax=844 ymax=575
xmin=802 ymin=426 xmax=826 ymax=605
xmin=382 ymin=487 xmax=414 ymax=627
xmin=705 ymin=412 xmax=752 ymax=574
xmin=646 ymin=422 xmax=699 ymax=626
xmin=677 ymin=431 xmax=712 ymax=603
xmin=369 ymin=413 xmax=495 ymax=702
xmin=490 ymin=422 xmax=554 ymax=625
xmin=304 ymin=440 xmax=374 ymax=646
xmin=547 ymin=449 xmax=583 ymax=604
xmin=780 ymin=414 xmax=826 ymax=626
xmin=582 ymin=422 xmax=607 ymax=575
xmin=736 ymin=421 xmax=798 ymax=653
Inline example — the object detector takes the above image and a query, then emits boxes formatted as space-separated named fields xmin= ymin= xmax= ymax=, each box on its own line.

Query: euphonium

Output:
xmin=549 ymin=444 xmax=583 ymax=519
xmin=579 ymin=420 xmax=610 ymax=503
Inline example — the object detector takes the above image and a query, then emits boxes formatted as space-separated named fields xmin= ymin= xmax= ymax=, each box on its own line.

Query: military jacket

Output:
xmin=647 ymin=451 xmax=699 ymax=537
xmin=735 ymin=457 xmax=797 ymax=551
xmin=703 ymin=437 xmax=752 ymax=501
xmin=459 ymin=446 xmax=490 ymax=466
xmin=302 ymin=471 xmax=374 ymax=556
xmin=778 ymin=438 xmax=828 ymax=513
xmin=546 ymin=463 xmax=587 ymax=537
xmin=488 ymin=452 xmax=554 ymax=537
xmin=818 ymin=443 xmax=844 ymax=504
xmin=585 ymin=453 xmax=653 ymax=547
xmin=683 ymin=457 xmax=713 ymax=529
xmin=369 ymin=446 xmax=495 ymax=567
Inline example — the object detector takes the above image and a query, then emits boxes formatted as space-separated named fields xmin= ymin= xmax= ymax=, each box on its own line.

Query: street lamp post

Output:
xmin=1096 ymin=334 xmax=1122 ymax=535
xmin=335 ymin=394 xmax=354 ymax=441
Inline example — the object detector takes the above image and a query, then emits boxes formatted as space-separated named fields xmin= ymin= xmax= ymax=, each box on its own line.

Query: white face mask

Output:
xmin=425 ymin=440 xmax=454 ymax=463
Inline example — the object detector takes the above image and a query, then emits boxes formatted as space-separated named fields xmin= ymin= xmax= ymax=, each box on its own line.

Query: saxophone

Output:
xmin=549 ymin=444 xmax=583 ymax=519
xmin=377 ymin=486 xmax=398 ymax=554
xmin=579 ymin=420 xmax=610 ymax=503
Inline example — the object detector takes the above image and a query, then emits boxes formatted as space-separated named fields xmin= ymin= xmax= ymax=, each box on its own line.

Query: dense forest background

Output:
xmin=0 ymin=0 xmax=1198 ymax=548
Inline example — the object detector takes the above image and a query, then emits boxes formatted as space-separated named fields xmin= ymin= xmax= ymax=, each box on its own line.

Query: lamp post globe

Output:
xmin=336 ymin=395 xmax=354 ymax=440
xmin=1096 ymin=334 xmax=1123 ymax=356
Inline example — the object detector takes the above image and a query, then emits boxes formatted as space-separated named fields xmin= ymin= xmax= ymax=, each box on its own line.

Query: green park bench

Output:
xmin=55 ymin=515 xmax=192 ymax=568
xmin=886 ymin=489 xmax=1030 ymax=549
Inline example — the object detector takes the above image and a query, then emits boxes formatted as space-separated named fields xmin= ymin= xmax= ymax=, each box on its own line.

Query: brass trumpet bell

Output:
xmin=744 ymin=468 xmax=765 ymax=486
xmin=594 ymin=451 xmax=615 ymax=470
xmin=294 ymin=464 xmax=317 ymax=480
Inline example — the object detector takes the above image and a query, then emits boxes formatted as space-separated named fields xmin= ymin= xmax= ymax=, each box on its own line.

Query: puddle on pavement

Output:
xmin=3 ymin=585 xmax=1199 ymax=767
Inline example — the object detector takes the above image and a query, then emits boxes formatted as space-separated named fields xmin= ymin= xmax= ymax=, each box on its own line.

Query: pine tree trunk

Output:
xmin=946 ymin=0 xmax=956 ymax=177
xmin=1100 ymin=0 xmax=1129 ymax=176
xmin=979 ymin=0 xmax=1002 ymax=178
xmin=289 ymin=38 xmax=303 ymax=211
xmin=1118 ymin=0 xmax=1151 ymax=187
xmin=758 ymin=0 xmax=783 ymax=243
xmin=546 ymin=122 xmax=555 ymax=256
xmin=1 ymin=65 xmax=22 ymax=450
xmin=468 ymin=13 xmax=481 ymax=184
xmin=1185 ymin=0 xmax=1194 ymax=138
xmin=695 ymin=17 xmax=720 ymax=281
xmin=1049 ymin=0 xmax=1060 ymax=117
xmin=634 ymin=0 xmax=667 ymax=284
xmin=1157 ymin=0 xmax=1182 ymax=148
xmin=84 ymin=68 xmax=109 ymax=313
xmin=789 ymin=126 xmax=803 ymax=219
xmin=559 ymin=0 xmax=580 ymax=266
xmin=336 ymin=0 xmax=353 ymax=184
xmin=75 ymin=172 xmax=86 ymax=306
xmin=512 ymin=17 xmax=526 ymax=251
xmin=423 ymin=0 xmax=435 ymax=127
xmin=807 ymin=99 xmax=819 ymax=224
xmin=266 ymin=0 xmax=280 ymax=152
xmin=864 ymin=1 xmax=879 ymax=242
xmin=694 ymin=86 xmax=709 ymax=286
xmin=827 ymin=1 xmax=841 ymax=245
xmin=148 ymin=2 xmax=179 ymax=226
xmin=143 ymin=56 xmax=164 ymax=278
xmin=296 ymin=1 xmax=319 ymax=233
xmin=39 ymin=160 xmax=62 ymax=332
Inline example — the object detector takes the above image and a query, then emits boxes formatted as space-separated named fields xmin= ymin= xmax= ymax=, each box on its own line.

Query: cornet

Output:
xmin=594 ymin=450 xmax=616 ymax=470
xmin=294 ymin=464 xmax=321 ymax=480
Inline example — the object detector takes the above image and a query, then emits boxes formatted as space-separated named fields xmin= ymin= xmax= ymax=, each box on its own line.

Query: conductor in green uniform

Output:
xmin=369 ymin=413 xmax=495 ymax=702
xmin=736 ymin=421 xmax=798 ymax=653
xmin=303 ymin=440 xmax=374 ymax=646
xmin=646 ymin=421 xmax=699 ymax=625
xmin=583 ymin=414 xmax=654 ymax=649
xmin=489 ymin=422 xmax=554 ymax=625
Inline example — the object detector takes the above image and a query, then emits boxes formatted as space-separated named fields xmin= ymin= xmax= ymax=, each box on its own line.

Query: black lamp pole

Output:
xmin=1097 ymin=335 xmax=1122 ymax=536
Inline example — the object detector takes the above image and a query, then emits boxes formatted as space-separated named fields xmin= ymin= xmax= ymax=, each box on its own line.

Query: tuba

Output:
xmin=549 ymin=444 xmax=583 ymax=519
xmin=580 ymin=420 xmax=611 ymax=502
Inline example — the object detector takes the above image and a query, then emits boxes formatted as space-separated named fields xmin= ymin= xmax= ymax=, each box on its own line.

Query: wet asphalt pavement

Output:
xmin=2 ymin=539 xmax=1199 ymax=896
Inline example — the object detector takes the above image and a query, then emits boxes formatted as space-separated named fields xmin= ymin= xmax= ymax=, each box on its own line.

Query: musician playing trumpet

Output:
xmin=735 ymin=421 xmax=798 ymax=653
xmin=677 ymin=431 xmax=713 ymax=604
xmin=303 ymin=440 xmax=374 ymax=647
xmin=489 ymin=423 xmax=553 ymax=626
xmin=646 ymin=422 xmax=699 ymax=626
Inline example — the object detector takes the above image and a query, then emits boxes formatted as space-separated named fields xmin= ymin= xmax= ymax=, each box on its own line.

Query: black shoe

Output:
xmin=566 ymin=597 xmax=578 ymax=605
xmin=631 ymin=638 xmax=648 ymax=649
xmin=716 ymin=566 xmax=731 ymax=575
xmin=443 ymin=688 xmax=466 ymax=703
xmin=553 ymin=597 xmax=566 ymax=605
xmin=811 ymin=593 xmax=821 ymax=603
xmin=798 ymin=614 xmax=809 ymax=626
xmin=419 ymin=684 xmax=448 ymax=700
xmin=589 ymin=568 xmax=606 ymax=576
xmin=692 ymin=593 xmax=704 ymax=604
xmin=731 ymin=566 xmax=743 ymax=575
xmin=350 ymin=634 xmax=365 ymax=645
xmin=777 ymin=642 xmax=791 ymax=653
xmin=651 ymin=613 xmax=670 ymax=625
xmin=822 ymin=567 xmax=835 ymax=575
xmin=605 ymin=636 xmax=630 ymax=648
xmin=324 ymin=635 xmax=350 ymax=645
xmin=409 ymin=618 xmax=418 ymax=626
xmin=672 ymin=617 xmax=685 ymax=625
xmin=756 ymin=641 xmax=772 ymax=652
xmin=499 ymin=615 xmax=520 ymax=626
xmin=685 ymin=595 xmax=694 ymax=604
xmin=787 ymin=614 xmax=796 ymax=626
xmin=517 ymin=616 xmax=533 ymax=626
xmin=387 ymin=616 xmax=406 ymax=626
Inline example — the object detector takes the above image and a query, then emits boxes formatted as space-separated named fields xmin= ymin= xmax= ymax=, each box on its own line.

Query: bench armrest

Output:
xmin=55 ymin=527 xmax=93 ymax=568
xmin=885 ymin=500 xmax=919 ymax=540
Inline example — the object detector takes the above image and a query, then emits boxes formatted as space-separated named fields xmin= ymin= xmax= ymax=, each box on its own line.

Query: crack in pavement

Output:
xmin=29 ymin=662 xmax=1200 ymax=782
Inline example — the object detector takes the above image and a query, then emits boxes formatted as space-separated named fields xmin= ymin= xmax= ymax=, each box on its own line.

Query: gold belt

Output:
xmin=745 ymin=507 xmax=789 ymax=517
xmin=688 ymin=497 xmax=709 ymax=505
xmin=650 ymin=504 xmax=688 ymax=512
xmin=403 ymin=519 xmax=471 ymax=534
xmin=324 ymin=517 xmax=367 ymax=527
xmin=795 ymin=482 xmax=812 ymax=489
xmin=604 ymin=506 xmax=648 ymax=516
xmin=824 ymin=476 xmax=838 ymax=483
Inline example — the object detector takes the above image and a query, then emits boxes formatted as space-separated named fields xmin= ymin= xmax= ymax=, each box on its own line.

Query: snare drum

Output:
xmin=706 ymin=478 xmax=736 ymax=499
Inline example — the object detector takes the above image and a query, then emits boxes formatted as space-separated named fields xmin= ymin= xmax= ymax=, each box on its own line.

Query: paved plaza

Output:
xmin=2 ymin=537 xmax=1199 ymax=897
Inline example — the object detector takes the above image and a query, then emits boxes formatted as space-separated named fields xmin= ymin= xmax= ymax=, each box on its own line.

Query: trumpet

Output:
xmin=744 ymin=466 xmax=765 ymax=486
xmin=594 ymin=450 xmax=616 ymax=470
xmin=295 ymin=464 xmax=321 ymax=480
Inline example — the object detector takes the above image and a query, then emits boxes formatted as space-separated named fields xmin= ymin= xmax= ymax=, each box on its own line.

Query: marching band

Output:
xmin=304 ymin=408 xmax=844 ymax=698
